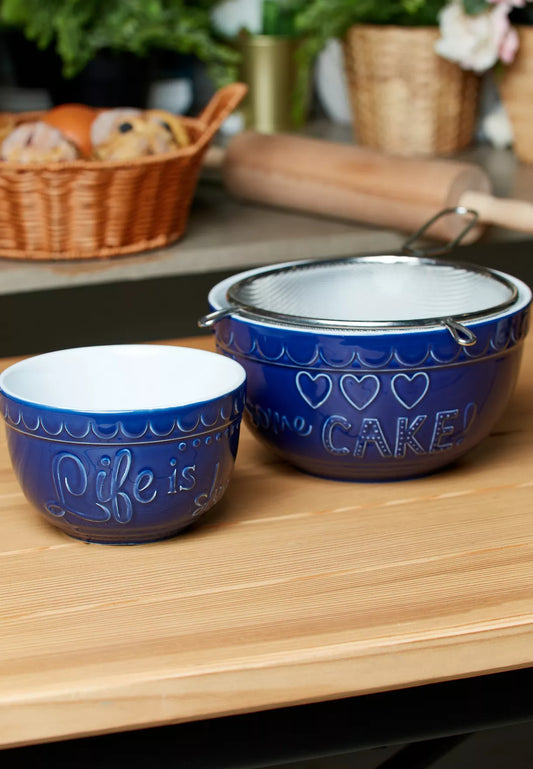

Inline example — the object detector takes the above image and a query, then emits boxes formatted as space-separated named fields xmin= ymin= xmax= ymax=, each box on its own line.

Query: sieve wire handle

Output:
xmin=403 ymin=208 xmax=481 ymax=346
xmin=442 ymin=319 xmax=477 ymax=347
xmin=198 ymin=307 xmax=237 ymax=328
xmin=402 ymin=207 xmax=479 ymax=258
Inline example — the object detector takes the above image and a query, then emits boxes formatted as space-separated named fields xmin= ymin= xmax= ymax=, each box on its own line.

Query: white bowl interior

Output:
xmin=0 ymin=345 xmax=246 ymax=412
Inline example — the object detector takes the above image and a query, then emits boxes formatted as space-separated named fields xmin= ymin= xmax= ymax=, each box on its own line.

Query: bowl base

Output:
xmin=282 ymin=452 xmax=467 ymax=483
xmin=55 ymin=521 xmax=196 ymax=545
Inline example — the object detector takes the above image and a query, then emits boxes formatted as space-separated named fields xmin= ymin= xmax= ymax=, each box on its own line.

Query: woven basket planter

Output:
xmin=343 ymin=25 xmax=480 ymax=156
xmin=499 ymin=26 xmax=533 ymax=164
xmin=0 ymin=82 xmax=246 ymax=260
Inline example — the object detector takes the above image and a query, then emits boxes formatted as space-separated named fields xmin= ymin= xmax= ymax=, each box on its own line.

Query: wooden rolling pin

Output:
xmin=205 ymin=131 xmax=533 ymax=243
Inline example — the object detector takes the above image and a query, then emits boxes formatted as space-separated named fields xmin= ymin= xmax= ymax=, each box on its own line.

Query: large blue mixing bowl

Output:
xmin=203 ymin=260 xmax=531 ymax=481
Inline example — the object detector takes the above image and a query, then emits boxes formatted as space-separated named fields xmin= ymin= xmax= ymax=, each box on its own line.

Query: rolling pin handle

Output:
xmin=459 ymin=190 xmax=533 ymax=234
xmin=402 ymin=207 xmax=480 ymax=257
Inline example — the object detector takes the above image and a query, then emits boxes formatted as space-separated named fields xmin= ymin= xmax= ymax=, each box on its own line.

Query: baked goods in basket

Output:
xmin=0 ymin=82 xmax=246 ymax=259
xmin=1 ymin=104 xmax=191 ymax=163
xmin=1 ymin=121 xmax=80 ymax=163
xmin=43 ymin=103 xmax=97 ymax=158
xmin=91 ymin=107 xmax=190 ymax=161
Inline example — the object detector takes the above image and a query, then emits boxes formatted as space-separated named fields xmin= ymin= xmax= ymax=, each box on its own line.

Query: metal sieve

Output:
xmin=199 ymin=209 xmax=518 ymax=347
xmin=200 ymin=255 xmax=517 ymax=346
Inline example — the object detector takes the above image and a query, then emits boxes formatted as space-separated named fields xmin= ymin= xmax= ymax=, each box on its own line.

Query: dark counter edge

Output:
xmin=2 ymin=238 xmax=532 ymax=359
xmin=1 ymin=267 xmax=234 ymax=358
xmin=2 ymin=666 xmax=532 ymax=767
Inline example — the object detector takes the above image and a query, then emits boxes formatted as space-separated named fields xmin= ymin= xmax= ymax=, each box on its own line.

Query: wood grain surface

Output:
xmin=1 ymin=335 xmax=532 ymax=749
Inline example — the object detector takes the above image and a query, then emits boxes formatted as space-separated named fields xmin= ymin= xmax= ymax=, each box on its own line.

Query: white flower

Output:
xmin=435 ymin=0 xmax=517 ymax=72
xmin=211 ymin=0 xmax=263 ymax=38
xmin=487 ymin=0 xmax=525 ymax=6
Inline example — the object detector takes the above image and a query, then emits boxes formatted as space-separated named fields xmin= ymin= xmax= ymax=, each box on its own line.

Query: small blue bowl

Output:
xmin=0 ymin=344 xmax=246 ymax=543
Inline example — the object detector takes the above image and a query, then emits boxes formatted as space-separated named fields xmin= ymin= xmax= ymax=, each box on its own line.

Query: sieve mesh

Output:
xmin=226 ymin=257 xmax=516 ymax=327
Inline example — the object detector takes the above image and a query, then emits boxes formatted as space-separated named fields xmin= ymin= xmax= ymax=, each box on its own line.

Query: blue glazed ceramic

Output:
xmin=0 ymin=345 xmax=246 ymax=543
xmin=203 ymin=260 xmax=531 ymax=481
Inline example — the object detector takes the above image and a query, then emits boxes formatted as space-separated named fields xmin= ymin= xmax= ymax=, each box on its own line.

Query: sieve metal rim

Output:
xmin=200 ymin=255 xmax=519 ymax=346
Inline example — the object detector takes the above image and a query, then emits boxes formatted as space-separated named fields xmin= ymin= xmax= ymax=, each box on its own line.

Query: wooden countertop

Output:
xmin=1 ymin=334 xmax=532 ymax=750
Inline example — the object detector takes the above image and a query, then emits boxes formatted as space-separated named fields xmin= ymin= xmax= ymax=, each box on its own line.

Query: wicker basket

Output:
xmin=0 ymin=82 xmax=246 ymax=260
xmin=343 ymin=25 xmax=480 ymax=157
xmin=499 ymin=27 xmax=533 ymax=164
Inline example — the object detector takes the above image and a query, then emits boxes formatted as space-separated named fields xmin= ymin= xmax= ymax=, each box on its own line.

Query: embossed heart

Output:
xmin=296 ymin=371 xmax=332 ymax=409
xmin=340 ymin=374 xmax=380 ymax=411
xmin=391 ymin=372 xmax=430 ymax=410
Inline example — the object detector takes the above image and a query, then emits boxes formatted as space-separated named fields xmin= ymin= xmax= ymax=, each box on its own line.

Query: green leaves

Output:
xmin=0 ymin=0 xmax=239 ymax=83
xmin=462 ymin=0 xmax=490 ymax=14
xmin=295 ymin=0 xmax=448 ymax=79
xmin=296 ymin=0 xmax=447 ymax=43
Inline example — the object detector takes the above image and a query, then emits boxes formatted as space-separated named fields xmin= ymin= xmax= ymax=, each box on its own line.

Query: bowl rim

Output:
xmin=0 ymin=344 xmax=246 ymax=415
xmin=206 ymin=258 xmax=532 ymax=336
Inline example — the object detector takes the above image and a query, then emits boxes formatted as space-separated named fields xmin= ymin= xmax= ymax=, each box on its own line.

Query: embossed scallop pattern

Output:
xmin=215 ymin=308 xmax=529 ymax=372
xmin=1 ymin=389 xmax=246 ymax=443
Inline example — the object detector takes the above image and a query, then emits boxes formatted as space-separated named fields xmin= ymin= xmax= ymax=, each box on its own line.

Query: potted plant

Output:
xmin=295 ymin=0 xmax=520 ymax=156
xmin=0 ymin=0 xmax=239 ymax=107
xmin=212 ymin=0 xmax=310 ymax=132
xmin=490 ymin=2 xmax=533 ymax=162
